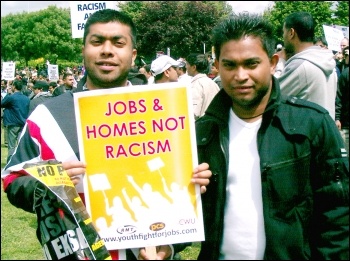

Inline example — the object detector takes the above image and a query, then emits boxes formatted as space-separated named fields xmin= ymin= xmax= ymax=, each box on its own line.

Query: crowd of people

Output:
xmin=0 ymin=67 xmax=87 ymax=161
xmin=1 ymin=8 xmax=349 ymax=260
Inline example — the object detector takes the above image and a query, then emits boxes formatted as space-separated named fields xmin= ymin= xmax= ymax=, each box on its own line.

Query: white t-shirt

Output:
xmin=178 ymin=73 xmax=192 ymax=86
xmin=219 ymin=109 xmax=266 ymax=260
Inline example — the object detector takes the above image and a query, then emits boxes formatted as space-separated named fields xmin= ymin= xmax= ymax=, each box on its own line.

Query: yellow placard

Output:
xmin=74 ymin=82 xmax=204 ymax=250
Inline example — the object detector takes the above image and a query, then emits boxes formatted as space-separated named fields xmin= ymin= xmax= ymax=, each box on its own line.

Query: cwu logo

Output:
xmin=117 ymin=225 xmax=137 ymax=235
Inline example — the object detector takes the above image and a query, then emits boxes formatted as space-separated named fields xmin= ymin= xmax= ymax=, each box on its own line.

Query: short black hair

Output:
xmin=63 ymin=72 xmax=73 ymax=80
xmin=314 ymin=36 xmax=328 ymax=47
xmin=284 ymin=11 xmax=315 ymax=43
xmin=49 ymin=81 xmax=57 ymax=88
xmin=186 ymin=53 xmax=208 ymax=73
xmin=211 ymin=13 xmax=276 ymax=60
xmin=83 ymin=8 xmax=137 ymax=48
xmin=13 ymin=80 xmax=23 ymax=91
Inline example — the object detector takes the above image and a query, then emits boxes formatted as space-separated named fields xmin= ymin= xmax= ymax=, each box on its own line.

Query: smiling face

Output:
xmin=216 ymin=36 xmax=277 ymax=115
xmin=82 ymin=21 xmax=137 ymax=89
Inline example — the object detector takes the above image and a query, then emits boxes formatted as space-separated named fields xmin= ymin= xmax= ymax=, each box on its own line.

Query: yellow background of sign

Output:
xmin=75 ymin=84 xmax=198 ymax=229
xmin=25 ymin=163 xmax=74 ymax=187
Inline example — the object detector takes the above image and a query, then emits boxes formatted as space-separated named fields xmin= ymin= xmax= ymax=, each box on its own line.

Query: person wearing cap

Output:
xmin=175 ymin=59 xmax=192 ymax=86
xmin=28 ymin=80 xmax=52 ymax=115
xmin=186 ymin=53 xmax=220 ymax=120
xmin=274 ymin=45 xmax=287 ymax=78
xmin=276 ymin=43 xmax=283 ymax=52
xmin=150 ymin=55 xmax=180 ymax=83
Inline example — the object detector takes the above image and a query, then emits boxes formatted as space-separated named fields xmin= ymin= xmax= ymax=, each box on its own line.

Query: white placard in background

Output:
xmin=323 ymin=25 xmax=346 ymax=52
xmin=1 ymin=62 xmax=16 ymax=80
xmin=70 ymin=1 xmax=118 ymax=39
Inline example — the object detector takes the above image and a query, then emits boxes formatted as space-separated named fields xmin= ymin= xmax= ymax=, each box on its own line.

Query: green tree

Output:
xmin=2 ymin=1 xmax=348 ymax=67
xmin=1 ymin=6 xmax=83 ymax=66
xmin=332 ymin=1 xmax=349 ymax=27
xmin=263 ymin=1 xmax=334 ymax=44
xmin=118 ymin=1 xmax=232 ymax=62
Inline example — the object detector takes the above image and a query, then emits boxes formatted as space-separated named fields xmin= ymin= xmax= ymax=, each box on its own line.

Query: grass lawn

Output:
xmin=0 ymin=127 xmax=201 ymax=260
xmin=1 ymin=129 xmax=45 ymax=260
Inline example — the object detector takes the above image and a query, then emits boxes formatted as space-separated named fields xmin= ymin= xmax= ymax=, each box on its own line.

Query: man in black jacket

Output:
xmin=195 ymin=13 xmax=349 ymax=260
xmin=335 ymin=46 xmax=349 ymax=154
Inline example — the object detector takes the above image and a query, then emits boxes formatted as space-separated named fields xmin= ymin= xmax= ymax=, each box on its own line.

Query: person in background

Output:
xmin=48 ymin=81 xmax=58 ymax=95
xmin=335 ymin=46 xmax=349 ymax=154
xmin=335 ymin=37 xmax=349 ymax=75
xmin=210 ymin=62 xmax=223 ymax=89
xmin=1 ymin=9 xmax=211 ymax=260
xmin=52 ymin=85 xmax=65 ymax=97
xmin=31 ymin=72 xmax=38 ymax=83
xmin=28 ymin=80 xmax=52 ymax=115
xmin=1 ymin=80 xmax=30 ymax=162
xmin=186 ymin=53 xmax=220 ymax=120
xmin=1 ymin=79 xmax=8 ymax=145
xmin=274 ymin=44 xmax=288 ymax=78
xmin=14 ymin=72 xmax=22 ymax=83
xmin=1 ymin=80 xmax=8 ymax=146
xmin=195 ymin=12 xmax=349 ymax=260
xmin=57 ymin=78 xmax=64 ymax=86
xmin=127 ymin=64 xmax=148 ymax=85
xmin=1 ymin=79 xmax=8 ymax=99
xmin=175 ymin=58 xmax=192 ymax=86
xmin=314 ymin=36 xmax=328 ymax=49
xmin=56 ymin=71 xmax=75 ymax=93
xmin=150 ymin=54 xmax=180 ymax=84
xmin=278 ymin=11 xmax=337 ymax=120
xmin=139 ymin=64 xmax=155 ymax=85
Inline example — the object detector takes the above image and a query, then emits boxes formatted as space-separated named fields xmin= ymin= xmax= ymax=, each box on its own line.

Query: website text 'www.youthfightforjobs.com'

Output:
xmin=103 ymin=227 xmax=198 ymax=243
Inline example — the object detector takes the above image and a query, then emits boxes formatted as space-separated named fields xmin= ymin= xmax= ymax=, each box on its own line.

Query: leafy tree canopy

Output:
xmin=1 ymin=6 xmax=82 ymax=66
xmin=263 ymin=1 xmax=348 ymax=44
xmin=1 ymin=1 xmax=348 ymax=67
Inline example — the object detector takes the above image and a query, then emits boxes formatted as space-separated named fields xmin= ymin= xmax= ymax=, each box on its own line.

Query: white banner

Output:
xmin=332 ymin=25 xmax=349 ymax=39
xmin=1 ymin=62 xmax=16 ymax=80
xmin=47 ymin=64 xmax=59 ymax=82
xmin=70 ymin=1 xmax=118 ymax=39
xmin=322 ymin=25 xmax=345 ymax=52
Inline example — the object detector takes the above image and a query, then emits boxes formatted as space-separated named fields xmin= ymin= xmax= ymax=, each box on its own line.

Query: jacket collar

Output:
xmin=203 ymin=76 xmax=281 ymax=123
xmin=72 ymin=81 xmax=133 ymax=93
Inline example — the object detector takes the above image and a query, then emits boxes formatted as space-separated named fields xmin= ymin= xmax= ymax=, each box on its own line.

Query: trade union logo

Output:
xmin=149 ymin=222 xmax=165 ymax=231
xmin=116 ymin=225 xmax=137 ymax=235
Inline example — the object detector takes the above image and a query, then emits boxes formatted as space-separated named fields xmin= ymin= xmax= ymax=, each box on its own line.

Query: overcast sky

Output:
xmin=1 ymin=1 xmax=273 ymax=17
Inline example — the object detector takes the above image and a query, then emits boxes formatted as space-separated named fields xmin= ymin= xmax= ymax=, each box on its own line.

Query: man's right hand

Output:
xmin=62 ymin=160 xmax=86 ymax=185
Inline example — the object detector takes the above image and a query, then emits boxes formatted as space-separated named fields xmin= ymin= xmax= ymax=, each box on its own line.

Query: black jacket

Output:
xmin=195 ymin=77 xmax=349 ymax=260
xmin=335 ymin=67 xmax=349 ymax=128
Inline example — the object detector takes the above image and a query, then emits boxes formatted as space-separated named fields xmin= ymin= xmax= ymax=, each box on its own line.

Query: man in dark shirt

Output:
xmin=1 ymin=80 xmax=30 ymax=162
